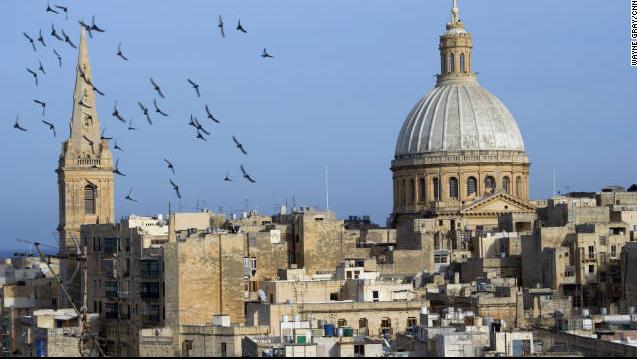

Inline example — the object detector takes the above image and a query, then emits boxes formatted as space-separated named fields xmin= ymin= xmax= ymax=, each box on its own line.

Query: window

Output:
xmin=485 ymin=176 xmax=496 ymax=193
xmin=381 ymin=317 xmax=391 ymax=328
xmin=354 ymin=344 xmax=365 ymax=357
xmin=419 ymin=178 xmax=426 ymax=202
xmin=338 ymin=319 xmax=347 ymax=327
xmin=433 ymin=178 xmax=440 ymax=201
xmin=407 ymin=317 xmax=417 ymax=330
xmin=221 ymin=343 xmax=227 ymax=357
xmin=401 ymin=180 xmax=406 ymax=205
xmin=140 ymin=283 xmax=160 ymax=299
xmin=105 ymin=281 xmax=118 ymax=299
xmin=103 ymin=238 xmax=117 ymax=255
xmin=588 ymin=246 xmax=595 ymax=260
xmin=105 ymin=303 xmax=118 ymax=320
xmin=141 ymin=260 xmax=160 ymax=278
xmin=330 ymin=292 xmax=339 ymax=301
xmin=359 ymin=318 xmax=368 ymax=328
xmin=410 ymin=179 xmax=415 ymax=202
xmin=434 ymin=254 xmax=448 ymax=264
xmin=450 ymin=53 xmax=455 ymax=73
xmin=467 ymin=177 xmax=477 ymax=196
xmin=503 ymin=177 xmax=510 ymax=194
xmin=449 ymin=177 xmax=458 ymax=199
xmin=516 ymin=177 xmax=522 ymax=196
xmin=372 ymin=290 xmax=379 ymax=302
xmin=84 ymin=184 xmax=96 ymax=215
xmin=588 ymin=265 xmax=595 ymax=274
xmin=599 ymin=236 xmax=606 ymax=245
xmin=611 ymin=245 xmax=617 ymax=258
xmin=460 ymin=53 xmax=465 ymax=72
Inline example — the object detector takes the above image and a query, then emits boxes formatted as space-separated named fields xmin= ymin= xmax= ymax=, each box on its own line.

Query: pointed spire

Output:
xmin=451 ymin=0 xmax=460 ymax=24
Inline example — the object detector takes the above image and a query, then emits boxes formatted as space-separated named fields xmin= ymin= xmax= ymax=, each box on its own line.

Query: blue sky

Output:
xmin=0 ymin=1 xmax=634 ymax=249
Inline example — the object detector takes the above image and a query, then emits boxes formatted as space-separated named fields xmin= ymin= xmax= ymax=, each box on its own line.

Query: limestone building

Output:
xmin=391 ymin=0 xmax=534 ymax=229
xmin=56 ymin=27 xmax=114 ymax=304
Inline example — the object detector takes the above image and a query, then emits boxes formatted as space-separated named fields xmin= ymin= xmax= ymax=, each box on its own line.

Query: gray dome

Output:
xmin=395 ymin=83 xmax=525 ymax=157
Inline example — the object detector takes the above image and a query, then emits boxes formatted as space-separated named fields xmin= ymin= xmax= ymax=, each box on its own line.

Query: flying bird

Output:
xmin=78 ymin=98 xmax=92 ymax=109
xmin=196 ymin=129 xmax=207 ymax=142
xmin=91 ymin=15 xmax=105 ymax=33
xmin=116 ymin=43 xmax=128 ymax=61
xmin=41 ymin=120 xmax=56 ymax=137
xmin=38 ymin=60 xmax=46 ymax=75
xmin=232 ymin=136 xmax=248 ymax=155
xmin=261 ymin=48 xmax=274 ymax=59
xmin=113 ymin=140 xmax=123 ymax=151
xmin=163 ymin=158 xmax=175 ymax=174
xmin=127 ymin=118 xmax=138 ymax=131
xmin=51 ymin=24 xmax=63 ymax=41
xmin=112 ymin=101 xmax=126 ymax=123
xmin=236 ymin=19 xmax=247 ymax=33
xmin=187 ymin=78 xmax=201 ymax=97
xmin=224 ymin=172 xmax=233 ymax=182
xmin=150 ymin=78 xmax=165 ymax=98
xmin=218 ymin=15 xmax=225 ymax=38
xmin=125 ymin=188 xmax=138 ymax=203
xmin=53 ymin=49 xmax=62 ymax=67
xmin=169 ymin=179 xmax=182 ymax=199
xmin=37 ymin=30 xmax=46 ymax=47
xmin=55 ymin=4 xmax=69 ymax=19
xmin=13 ymin=115 xmax=27 ymax=132
xmin=46 ymin=2 xmax=59 ymax=14
xmin=205 ymin=105 xmax=220 ymax=123
xmin=113 ymin=159 xmax=126 ymax=176
xmin=79 ymin=19 xmax=93 ymax=38
xmin=26 ymin=68 xmax=39 ymax=86
xmin=23 ymin=32 xmax=37 ymax=51
xmin=82 ymin=135 xmax=95 ymax=152
xmin=100 ymin=128 xmax=112 ymax=140
xmin=33 ymin=99 xmax=47 ymax=115
xmin=61 ymin=29 xmax=76 ymax=49
xmin=138 ymin=102 xmax=152 ymax=125
xmin=241 ymin=164 xmax=256 ymax=183
xmin=153 ymin=99 xmax=168 ymax=117
xmin=193 ymin=116 xmax=210 ymax=135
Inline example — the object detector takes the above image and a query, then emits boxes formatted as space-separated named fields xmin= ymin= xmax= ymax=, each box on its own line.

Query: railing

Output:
xmin=77 ymin=158 xmax=101 ymax=166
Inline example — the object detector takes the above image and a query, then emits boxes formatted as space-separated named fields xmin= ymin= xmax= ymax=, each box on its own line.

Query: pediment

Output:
xmin=461 ymin=191 xmax=536 ymax=215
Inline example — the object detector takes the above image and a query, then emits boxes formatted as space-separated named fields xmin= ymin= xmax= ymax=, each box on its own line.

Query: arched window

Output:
xmin=441 ymin=54 xmax=446 ymax=74
xmin=449 ymin=177 xmax=459 ymax=199
xmin=485 ymin=176 xmax=496 ymax=193
xmin=410 ymin=179 xmax=415 ymax=203
xmin=419 ymin=178 xmax=426 ymax=202
xmin=460 ymin=53 xmax=466 ymax=73
xmin=433 ymin=178 xmax=440 ymax=201
xmin=84 ymin=184 xmax=96 ymax=215
xmin=401 ymin=180 xmax=406 ymax=205
xmin=516 ymin=176 xmax=523 ymax=197
xmin=467 ymin=177 xmax=477 ymax=196
xmin=449 ymin=53 xmax=455 ymax=73
xmin=503 ymin=177 xmax=511 ymax=194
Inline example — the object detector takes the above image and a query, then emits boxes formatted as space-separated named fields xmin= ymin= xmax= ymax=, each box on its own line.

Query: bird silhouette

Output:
xmin=112 ymin=101 xmax=126 ymax=123
xmin=82 ymin=135 xmax=95 ymax=152
xmin=54 ymin=4 xmax=68 ymax=19
xmin=150 ymin=78 xmax=165 ymax=99
xmin=53 ymin=49 xmax=62 ymax=67
xmin=91 ymin=15 xmax=105 ymax=33
xmin=38 ymin=60 xmax=46 ymax=75
xmin=33 ymin=99 xmax=47 ymax=115
xmin=153 ymin=99 xmax=168 ymax=117
xmin=163 ymin=158 xmax=175 ymax=174
xmin=224 ymin=172 xmax=233 ymax=182
xmin=37 ymin=29 xmax=46 ymax=47
xmin=232 ymin=136 xmax=248 ymax=155
xmin=23 ymin=32 xmax=37 ymax=51
xmin=236 ymin=19 xmax=247 ymax=33
xmin=138 ymin=102 xmax=152 ymax=125
xmin=113 ymin=159 xmax=126 ymax=176
xmin=261 ymin=48 xmax=274 ymax=59
xmin=113 ymin=140 xmax=124 ymax=152
xmin=61 ymin=29 xmax=76 ymax=49
xmin=241 ymin=164 xmax=256 ymax=183
xmin=218 ymin=15 xmax=225 ymax=38
xmin=46 ymin=2 xmax=59 ymax=14
xmin=51 ymin=24 xmax=63 ymax=41
xmin=78 ymin=98 xmax=92 ymax=109
xmin=205 ymin=105 xmax=220 ymax=123
xmin=13 ymin=115 xmax=27 ymax=132
xmin=196 ymin=129 xmax=207 ymax=142
xmin=79 ymin=19 xmax=93 ymax=38
xmin=26 ymin=68 xmax=39 ymax=86
xmin=192 ymin=116 xmax=210 ymax=135
xmin=169 ymin=179 xmax=182 ymax=199
xmin=127 ymin=118 xmax=138 ymax=131
xmin=100 ymin=128 xmax=112 ymax=140
xmin=116 ymin=43 xmax=128 ymax=61
xmin=125 ymin=188 xmax=138 ymax=203
xmin=187 ymin=78 xmax=201 ymax=97
xmin=41 ymin=120 xmax=56 ymax=137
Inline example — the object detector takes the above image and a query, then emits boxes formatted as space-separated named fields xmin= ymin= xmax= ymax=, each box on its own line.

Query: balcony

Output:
xmin=77 ymin=158 xmax=101 ymax=167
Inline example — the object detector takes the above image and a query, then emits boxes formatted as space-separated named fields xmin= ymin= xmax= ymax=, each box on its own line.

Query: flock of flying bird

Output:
xmin=13 ymin=2 xmax=271 ymax=205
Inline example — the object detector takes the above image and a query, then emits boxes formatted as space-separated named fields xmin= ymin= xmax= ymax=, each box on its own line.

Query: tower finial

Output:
xmin=451 ymin=0 xmax=460 ymax=24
